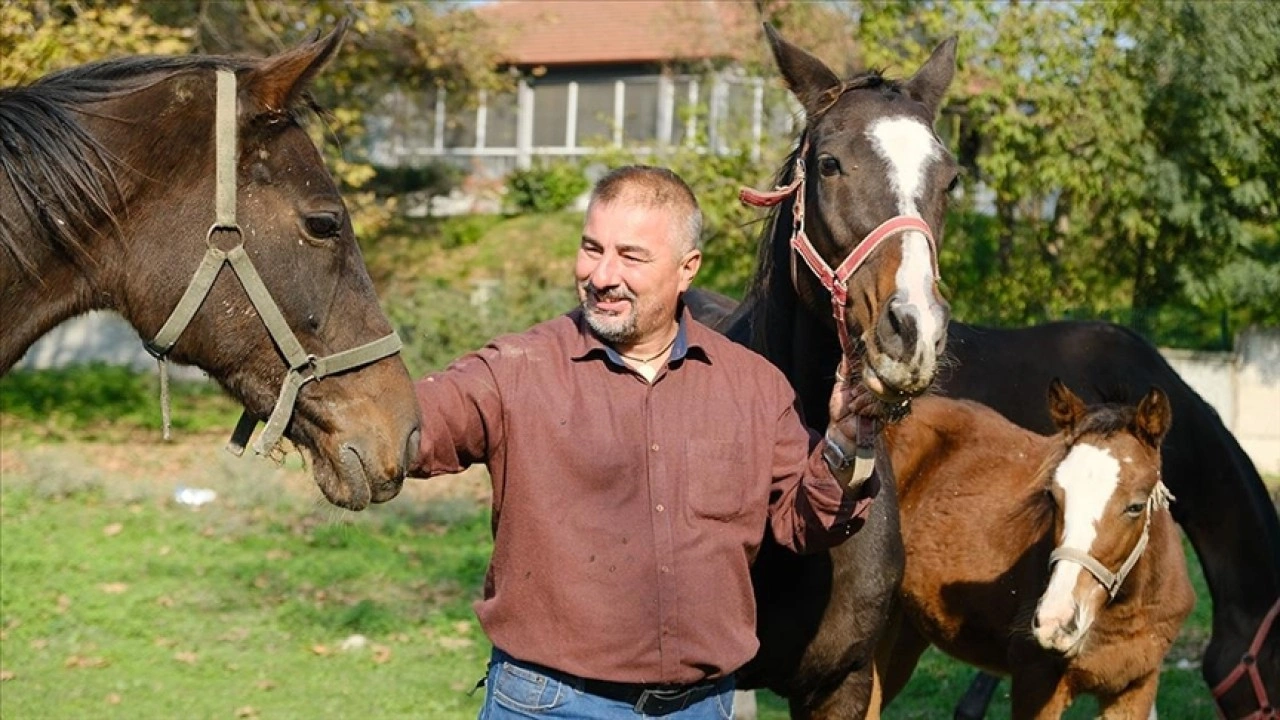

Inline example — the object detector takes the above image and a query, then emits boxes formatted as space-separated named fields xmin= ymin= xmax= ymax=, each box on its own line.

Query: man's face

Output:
xmin=576 ymin=199 xmax=701 ymax=347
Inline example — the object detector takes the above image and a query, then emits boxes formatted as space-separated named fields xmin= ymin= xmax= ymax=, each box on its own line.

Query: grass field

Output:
xmin=0 ymin=415 xmax=1229 ymax=719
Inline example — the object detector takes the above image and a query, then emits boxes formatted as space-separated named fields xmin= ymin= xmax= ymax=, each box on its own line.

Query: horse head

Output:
xmin=0 ymin=22 xmax=420 ymax=510
xmin=762 ymin=25 xmax=958 ymax=402
xmin=1033 ymin=379 xmax=1173 ymax=655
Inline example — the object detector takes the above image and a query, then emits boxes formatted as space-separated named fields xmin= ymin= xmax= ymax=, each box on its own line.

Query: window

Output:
xmin=487 ymin=91 xmax=518 ymax=148
xmin=576 ymin=81 xmax=615 ymax=146
xmin=533 ymin=81 xmax=570 ymax=148
xmin=623 ymin=79 xmax=659 ymax=143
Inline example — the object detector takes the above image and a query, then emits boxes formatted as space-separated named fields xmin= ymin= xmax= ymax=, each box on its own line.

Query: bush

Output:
xmin=505 ymin=162 xmax=589 ymax=213
xmin=368 ymin=162 xmax=463 ymax=198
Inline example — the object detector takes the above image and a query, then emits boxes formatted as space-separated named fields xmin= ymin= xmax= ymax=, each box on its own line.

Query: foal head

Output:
xmin=1032 ymin=380 xmax=1173 ymax=655
xmin=765 ymin=26 xmax=958 ymax=400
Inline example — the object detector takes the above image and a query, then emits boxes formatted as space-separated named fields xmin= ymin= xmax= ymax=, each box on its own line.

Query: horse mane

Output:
xmin=0 ymin=54 xmax=315 ymax=279
xmin=727 ymin=68 xmax=905 ymax=360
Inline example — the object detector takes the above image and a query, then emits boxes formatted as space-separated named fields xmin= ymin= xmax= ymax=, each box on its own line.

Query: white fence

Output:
xmin=12 ymin=313 xmax=1280 ymax=474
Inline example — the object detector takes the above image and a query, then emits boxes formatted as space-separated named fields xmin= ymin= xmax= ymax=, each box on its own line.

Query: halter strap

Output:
xmin=146 ymin=68 xmax=402 ymax=456
xmin=1047 ymin=484 xmax=1167 ymax=601
xmin=1212 ymin=596 xmax=1280 ymax=720
xmin=739 ymin=137 xmax=938 ymax=360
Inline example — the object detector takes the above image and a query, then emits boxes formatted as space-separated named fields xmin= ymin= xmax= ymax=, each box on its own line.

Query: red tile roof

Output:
xmin=477 ymin=0 xmax=759 ymax=67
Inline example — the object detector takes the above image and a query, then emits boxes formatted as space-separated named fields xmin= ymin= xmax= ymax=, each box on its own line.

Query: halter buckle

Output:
xmin=206 ymin=222 xmax=244 ymax=251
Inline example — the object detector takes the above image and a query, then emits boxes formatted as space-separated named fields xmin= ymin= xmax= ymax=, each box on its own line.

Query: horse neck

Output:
xmin=0 ymin=84 xmax=197 ymax=373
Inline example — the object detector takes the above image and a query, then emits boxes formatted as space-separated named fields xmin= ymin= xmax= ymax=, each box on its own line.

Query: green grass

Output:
xmin=1 ymin=430 xmax=1222 ymax=719
xmin=0 ymin=446 xmax=494 ymax=719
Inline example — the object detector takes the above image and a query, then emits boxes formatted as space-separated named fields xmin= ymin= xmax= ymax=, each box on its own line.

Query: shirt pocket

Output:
xmin=686 ymin=438 xmax=748 ymax=520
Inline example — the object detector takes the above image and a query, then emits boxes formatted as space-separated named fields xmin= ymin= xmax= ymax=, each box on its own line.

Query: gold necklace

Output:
xmin=618 ymin=334 xmax=678 ymax=365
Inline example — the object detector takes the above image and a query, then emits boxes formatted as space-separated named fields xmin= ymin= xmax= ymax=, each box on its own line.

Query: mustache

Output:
xmin=582 ymin=282 xmax=636 ymax=304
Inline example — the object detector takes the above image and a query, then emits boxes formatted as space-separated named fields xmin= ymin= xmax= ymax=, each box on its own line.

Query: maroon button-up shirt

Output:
xmin=411 ymin=308 xmax=871 ymax=684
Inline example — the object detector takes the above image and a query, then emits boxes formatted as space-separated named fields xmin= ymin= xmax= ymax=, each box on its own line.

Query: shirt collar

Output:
xmin=571 ymin=300 xmax=711 ymax=368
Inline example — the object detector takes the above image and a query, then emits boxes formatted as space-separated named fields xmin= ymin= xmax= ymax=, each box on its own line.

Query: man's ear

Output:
xmin=678 ymin=250 xmax=703 ymax=291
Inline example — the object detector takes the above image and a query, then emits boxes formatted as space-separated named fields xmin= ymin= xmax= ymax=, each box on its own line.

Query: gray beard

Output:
xmin=583 ymin=302 xmax=637 ymax=344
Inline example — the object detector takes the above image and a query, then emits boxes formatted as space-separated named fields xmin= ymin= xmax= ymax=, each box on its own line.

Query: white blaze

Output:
xmin=868 ymin=116 xmax=943 ymax=349
xmin=1037 ymin=443 xmax=1122 ymax=641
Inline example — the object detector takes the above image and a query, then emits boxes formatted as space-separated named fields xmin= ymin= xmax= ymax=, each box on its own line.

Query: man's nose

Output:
xmin=591 ymin=253 xmax=620 ymax=288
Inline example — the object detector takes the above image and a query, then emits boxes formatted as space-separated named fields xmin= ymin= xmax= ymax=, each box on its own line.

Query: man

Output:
xmin=411 ymin=166 xmax=875 ymax=719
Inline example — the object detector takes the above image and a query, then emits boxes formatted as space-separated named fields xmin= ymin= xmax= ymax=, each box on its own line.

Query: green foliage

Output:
xmin=372 ymin=213 xmax=581 ymax=376
xmin=504 ymin=162 xmax=590 ymax=214
xmin=367 ymin=163 xmax=464 ymax=199
xmin=0 ymin=365 xmax=239 ymax=441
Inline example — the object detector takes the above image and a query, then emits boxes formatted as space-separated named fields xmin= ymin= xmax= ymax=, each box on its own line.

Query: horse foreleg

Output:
xmin=1010 ymin=665 xmax=1071 ymax=720
xmin=791 ymin=665 xmax=876 ymax=720
xmin=1097 ymin=672 xmax=1160 ymax=720
xmin=874 ymin=613 xmax=931 ymax=707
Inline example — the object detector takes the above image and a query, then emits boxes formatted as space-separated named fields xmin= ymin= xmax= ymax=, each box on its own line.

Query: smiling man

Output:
xmin=410 ymin=165 xmax=878 ymax=719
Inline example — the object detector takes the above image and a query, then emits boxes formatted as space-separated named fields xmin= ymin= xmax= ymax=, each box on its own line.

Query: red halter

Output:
xmin=1213 ymin=596 xmax=1280 ymax=719
xmin=739 ymin=139 xmax=938 ymax=360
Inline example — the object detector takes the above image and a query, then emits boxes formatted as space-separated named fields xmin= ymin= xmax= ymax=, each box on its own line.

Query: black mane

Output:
xmin=0 ymin=55 xmax=256 ymax=277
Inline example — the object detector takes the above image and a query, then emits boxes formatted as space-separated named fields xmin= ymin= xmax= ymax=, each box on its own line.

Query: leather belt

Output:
xmin=505 ymin=656 xmax=730 ymax=716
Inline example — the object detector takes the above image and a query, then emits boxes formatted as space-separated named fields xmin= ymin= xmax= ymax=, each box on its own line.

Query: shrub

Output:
xmin=505 ymin=162 xmax=589 ymax=213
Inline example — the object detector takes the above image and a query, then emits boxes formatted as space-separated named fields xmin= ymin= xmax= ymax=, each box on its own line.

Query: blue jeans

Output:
xmin=477 ymin=648 xmax=735 ymax=719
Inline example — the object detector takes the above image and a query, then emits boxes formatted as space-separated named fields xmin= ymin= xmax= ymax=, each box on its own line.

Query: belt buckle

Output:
xmin=633 ymin=686 xmax=698 ymax=716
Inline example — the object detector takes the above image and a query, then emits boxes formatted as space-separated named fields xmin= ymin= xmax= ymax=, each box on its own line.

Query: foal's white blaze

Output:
xmin=1035 ymin=443 xmax=1123 ymax=653
xmin=867 ymin=117 xmax=946 ymax=374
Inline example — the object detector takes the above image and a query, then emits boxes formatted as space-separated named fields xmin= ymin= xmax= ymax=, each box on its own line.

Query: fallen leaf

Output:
xmin=156 ymin=595 xmax=175 ymax=608
xmin=154 ymin=637 xmax=176 ymax=648
xmin=99 ymin=582 xmax=128 ymax=595
xmin=103 ymin=523 xmax=124 ymax=537
xmin=438 ymin=636 xmax=473 ymax=650
xmin=64 ymin=655 xmax=109 ymax=669
xmin=106 ymin=693 xmax=122 ymax=705
xmin=372 ymin=644 xmax=392 ymax=664
xmin=1 ymin=669 xmax=15 ymax=681
xmin=310 ymin=644 xmax=331 ymax=656
xmin=265 ymin=549 xmax=291 ymax=561
xmin=55 ymin=595 xmax=71 ymax=614
xmin=29 ymin=638 xmax=48 ymax=650
xmin=173 ymin=651 xmax=198 ymax=665
xmin=255 ymin=679 xmax=277 ymax=691
xmin=235 ymin=706 xmax=258 ymax=718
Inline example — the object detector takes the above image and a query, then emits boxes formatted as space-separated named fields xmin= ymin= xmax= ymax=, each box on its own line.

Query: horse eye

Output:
xmin=946 ymin=173 xmax=960 ymax=193
xmin=304 ymin=212 xmax=342 ymax=239
xmin=818 ymin=155 xmax=842 ymax=177
xmin=1125 ymin=502 xmax=1145 ymax=516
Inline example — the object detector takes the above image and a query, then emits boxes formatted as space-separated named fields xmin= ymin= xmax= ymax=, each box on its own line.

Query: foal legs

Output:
xmin=1010 ymin=664 xmax=1071 ymax=720
xmin=1096 ymin=672 xmax=1160 ymax=720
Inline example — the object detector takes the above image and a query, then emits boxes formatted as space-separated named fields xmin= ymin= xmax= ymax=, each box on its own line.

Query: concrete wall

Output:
xmin=13 ymin=313 xmax=1280 ymax=473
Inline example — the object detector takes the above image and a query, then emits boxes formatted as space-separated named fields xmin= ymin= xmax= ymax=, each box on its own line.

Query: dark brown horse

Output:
xmin=878 ymin=381 xmax=1195 ymax=718
xmin=0 ymin=22 xmax=420 ymax=510
xmin=721 ymin=25 xmax=958 ymax=718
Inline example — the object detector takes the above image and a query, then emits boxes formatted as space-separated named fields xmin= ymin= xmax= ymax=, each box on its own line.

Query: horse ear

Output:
xmin=904 ymin=36 xmax=957 ymax=119
xmin=240 ymin=17 xmax=349 ymax=115
xmin=1135 ymin=386 xmax=1173 ymax=448
xmin=1047 ymin=378 xmax=1085 ymax=433
xmin=763 ymin=23 xmax=842 ymax=118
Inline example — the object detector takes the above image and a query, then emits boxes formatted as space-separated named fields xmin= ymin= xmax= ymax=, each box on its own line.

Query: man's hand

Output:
xmin=824 ymin=356 xmax=878 ymax=492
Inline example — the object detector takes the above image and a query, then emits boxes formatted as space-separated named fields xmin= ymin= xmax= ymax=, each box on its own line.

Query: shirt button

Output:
xmin=655 ymin=504 xmax=665 ymax=513
xmin=650 ymin=443 xmax=659 ymax=452
xmin=660 ymin=566 xmax=670 ymax=574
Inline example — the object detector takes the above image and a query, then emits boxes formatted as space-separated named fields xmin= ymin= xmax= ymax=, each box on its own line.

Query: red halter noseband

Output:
xmin=1213 ymin=596 xmax=1279 ymax=719
xmin=739 ymin=138 xmax=938 ymax=360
